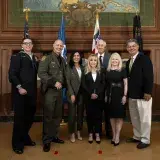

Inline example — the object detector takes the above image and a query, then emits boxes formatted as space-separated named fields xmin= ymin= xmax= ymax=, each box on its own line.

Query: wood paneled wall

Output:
xmin=0 ymin=0 xmax=160 ymax=117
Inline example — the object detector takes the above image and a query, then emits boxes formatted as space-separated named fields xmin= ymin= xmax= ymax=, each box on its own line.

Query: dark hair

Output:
xmin=69 ymin=52 xmax=82 ymax=68
xmin=126 ymin=38 xmax=139 ymax=46
xmin=21 ymin=38 xmax=32 ymax=44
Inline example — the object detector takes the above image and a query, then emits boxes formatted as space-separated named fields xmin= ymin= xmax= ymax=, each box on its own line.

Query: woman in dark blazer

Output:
xmin=82 ymin=54 xmax=105 ymax=144
xmin=66 ymin=52 xmax=84 ymax=143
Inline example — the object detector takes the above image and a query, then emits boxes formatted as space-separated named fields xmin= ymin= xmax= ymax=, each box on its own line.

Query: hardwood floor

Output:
xmin=0 ymin=122 xmax=160 ymax=160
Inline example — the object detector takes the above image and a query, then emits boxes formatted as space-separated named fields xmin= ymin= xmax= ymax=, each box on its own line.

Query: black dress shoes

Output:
xmin=137 ymin=142 xmax=150 ymax=149
xmin=43 ymin=143 xmax=51 ymax=152
xmin=13 ymin=148 xmax=23 ymax=154
xmin=88 ymin=140 xmax=93 ymax=144
xmin=24 ymin=141 xmax=36 ymax=146
xmin=96 ymin=140 xmax=101 ymax=144
xmin=52 ymin=137 xmax=64 ymax=144
xmin=111 ymin=140 xmax=114 ymax=144
xmin=126 ymin=137 xmax=140 ymax=143
xmin=114 ymin=142 xmax=120 ymax=146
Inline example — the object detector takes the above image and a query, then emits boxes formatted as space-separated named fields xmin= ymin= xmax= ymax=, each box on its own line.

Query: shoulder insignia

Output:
xmin=12 ymin=54 xmax=17 ymax=57
xmin=41 ymin=56 xmax=46 ymax=61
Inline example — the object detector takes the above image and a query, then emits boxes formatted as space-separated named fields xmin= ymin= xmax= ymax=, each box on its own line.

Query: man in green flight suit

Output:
xmin=38 ymin=39 xmax=67 ymax=152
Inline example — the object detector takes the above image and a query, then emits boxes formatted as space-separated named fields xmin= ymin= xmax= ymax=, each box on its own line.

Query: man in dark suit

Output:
xmin=96 ymin=39 xmax=112 ymax=139
xmin=8 ymin=38 xmax=37 ymax=154
xmin=126 ymin=39 xmax=153 ymax=149
xmin=96 ymin=39 xmax=110 ymax=70
xmin=38 ymin=39 xmax=66 ymax=152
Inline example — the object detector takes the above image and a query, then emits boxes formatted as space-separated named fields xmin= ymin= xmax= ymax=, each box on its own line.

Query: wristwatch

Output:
xmin=16 ymin=84 xmax=22 ymax=90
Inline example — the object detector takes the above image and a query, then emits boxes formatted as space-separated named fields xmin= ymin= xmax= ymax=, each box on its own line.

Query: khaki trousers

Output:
xmin=129 ymin=98 xmax=152 ymax=144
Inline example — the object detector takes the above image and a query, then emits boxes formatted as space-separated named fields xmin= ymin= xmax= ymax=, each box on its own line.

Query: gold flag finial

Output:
xmin=96 ymin=12 xmax=99 ymax=20
xmin=23 ymin=8 xmax=31 ymax=21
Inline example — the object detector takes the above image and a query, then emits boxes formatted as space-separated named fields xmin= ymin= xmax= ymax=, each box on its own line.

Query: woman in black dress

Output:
xmin=105 ymin=53 xmax=128 ymax=146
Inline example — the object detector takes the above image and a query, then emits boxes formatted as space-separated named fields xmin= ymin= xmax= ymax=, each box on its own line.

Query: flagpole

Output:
xmin=96 ymin=12 xmax=100 ymax=35
xmin=59 ymin=12 xmax=67 ymax=126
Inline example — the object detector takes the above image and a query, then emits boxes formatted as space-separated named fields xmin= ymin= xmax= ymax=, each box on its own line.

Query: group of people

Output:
xmin=8 ymin=37 xmax=153 ymax=154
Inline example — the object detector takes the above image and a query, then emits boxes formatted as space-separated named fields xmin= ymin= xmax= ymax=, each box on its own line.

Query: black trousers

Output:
xmin=12 ymin=93 xmax=36 ymax=149
xmin=86 ymin=100 xmax=103 ymax=134
xmin=68 ymin=92 xmax=84 ymax=134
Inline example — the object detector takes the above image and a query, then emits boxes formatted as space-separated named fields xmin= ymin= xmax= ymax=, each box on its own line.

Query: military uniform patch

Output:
xmin=41 ymin=56 xmax=46 ymax=61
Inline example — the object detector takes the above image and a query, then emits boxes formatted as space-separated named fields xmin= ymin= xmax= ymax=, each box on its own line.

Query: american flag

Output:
xmin=92 ymin=13 xmax=101 ymax=54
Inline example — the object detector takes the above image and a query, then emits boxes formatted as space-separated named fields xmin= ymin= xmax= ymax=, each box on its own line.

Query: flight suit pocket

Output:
xmin=48 ymin=62 xmax=58 ymax=74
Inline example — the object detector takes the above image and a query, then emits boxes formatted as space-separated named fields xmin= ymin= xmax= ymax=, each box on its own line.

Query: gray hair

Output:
xmin=126 ymin=39 xmax=139 ymax=46
xmin=97 ymin=39 xmax=107 ymax=47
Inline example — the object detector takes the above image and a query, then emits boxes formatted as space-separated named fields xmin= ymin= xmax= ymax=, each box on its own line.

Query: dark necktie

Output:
xmin=99 ymin=56 xmax=103 ymax=66
xmin=57 ymin=56 xmax=61 ymax=65
xmin=32 ymin=56 xmax=37 ymax=70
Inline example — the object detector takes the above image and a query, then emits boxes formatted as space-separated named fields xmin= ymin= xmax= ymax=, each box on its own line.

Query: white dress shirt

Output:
xmin=76 ymin=67 xmax=82 ymax=79
xmin=92 ymin=72 xmax=97 ymax=82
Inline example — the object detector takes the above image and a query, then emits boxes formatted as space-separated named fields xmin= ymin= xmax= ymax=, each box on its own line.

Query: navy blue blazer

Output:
xmin=126 ymin=52 xmax=153 ymax=99
xmin=102 ymin=52 xmax=111 ymax=69
xmin=9 ymin=51 xmax=38 ymax=96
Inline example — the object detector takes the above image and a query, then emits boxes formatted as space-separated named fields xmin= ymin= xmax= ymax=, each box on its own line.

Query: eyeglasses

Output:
xmin=23 ymin=42 xmax=33 ymax=46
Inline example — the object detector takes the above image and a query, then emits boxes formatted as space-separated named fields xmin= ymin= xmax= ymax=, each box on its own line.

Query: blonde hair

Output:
xmin=85 ymin=54 xmax=100 ymax=74
xmin=107 ymin=52 xmax=123 ymax=71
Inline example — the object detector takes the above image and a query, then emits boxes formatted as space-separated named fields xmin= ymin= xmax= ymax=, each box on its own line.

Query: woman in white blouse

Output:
xmin=82 ymin=54 xmax=105 ymax=144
